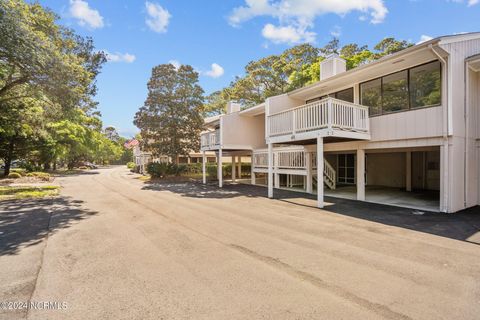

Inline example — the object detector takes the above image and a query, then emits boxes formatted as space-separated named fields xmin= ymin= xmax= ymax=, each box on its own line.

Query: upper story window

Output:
xmin=360 ymin=60 xmax=441 ymax=116
xmin=306 ymin=87 xmax=354 ymax=104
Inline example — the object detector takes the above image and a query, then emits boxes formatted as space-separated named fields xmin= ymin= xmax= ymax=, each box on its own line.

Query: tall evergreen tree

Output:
xmin=134 ymin=64 xmax=204 ymax=164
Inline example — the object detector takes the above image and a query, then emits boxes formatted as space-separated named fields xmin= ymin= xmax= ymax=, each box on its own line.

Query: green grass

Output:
xmin=0 ymin=186 xmax=60 ymax=200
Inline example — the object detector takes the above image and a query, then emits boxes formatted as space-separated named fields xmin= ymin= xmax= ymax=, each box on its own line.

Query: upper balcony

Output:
xmin=200 ymin=102 xmax=267 ymax=152
xmin=267 ymin=97 xmax=370 ymax=144
xmin=200 ymin=129 xmax=220 ymax=151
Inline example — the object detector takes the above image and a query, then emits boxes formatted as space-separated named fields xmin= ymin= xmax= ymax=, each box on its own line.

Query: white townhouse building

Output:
xmin=200 ymin=33 xmax=480 ymax=213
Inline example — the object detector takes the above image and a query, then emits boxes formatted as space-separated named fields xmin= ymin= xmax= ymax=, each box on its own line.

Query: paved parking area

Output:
xmin=1 ymin=166 xmax=479 ymax=320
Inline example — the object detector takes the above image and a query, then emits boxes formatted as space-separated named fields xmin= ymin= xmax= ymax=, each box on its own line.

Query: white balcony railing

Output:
xmin=252 ymin=147 xmax=307 ymax=170
xmin=267 ymin=97 xmax=369 ymax=138
xmin=252 ymin=147 xmax=336 ymax=189
xmin=201 ymin=129 xmax=220 ymax=149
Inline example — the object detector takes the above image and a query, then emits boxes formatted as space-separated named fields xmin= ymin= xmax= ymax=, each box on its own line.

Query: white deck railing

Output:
xmin=253 ymin=148 xmax=336 ymax=189
xmin=200 ymin=129 xmax=220 ymax=149
xmin=267 ymin=97 xmax=369 ymax=137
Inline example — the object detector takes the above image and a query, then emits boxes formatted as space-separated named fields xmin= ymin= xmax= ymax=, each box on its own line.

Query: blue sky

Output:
xmin=38 ymin=0 xmax=480 ymax=137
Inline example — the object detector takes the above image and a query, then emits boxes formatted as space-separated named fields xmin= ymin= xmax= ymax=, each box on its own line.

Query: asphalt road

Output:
xmin=1 ymin=166 xmax=479 ymax=320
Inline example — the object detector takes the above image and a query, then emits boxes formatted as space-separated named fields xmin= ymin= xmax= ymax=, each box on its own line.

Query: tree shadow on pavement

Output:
xmin=143 ymin=181 xmax=480 ymax=245
xmin=0 ymin=197 xmax=98 ymax=255
xmin=142 ymin=181 xmax=263 ymax=199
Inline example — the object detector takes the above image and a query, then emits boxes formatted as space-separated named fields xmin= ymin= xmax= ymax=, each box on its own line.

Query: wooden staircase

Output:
xmin=313 ymin=158 xmax=336 ymax=190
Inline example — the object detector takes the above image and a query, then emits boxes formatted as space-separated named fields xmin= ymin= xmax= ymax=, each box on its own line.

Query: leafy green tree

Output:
xmin=104 ymin=126 xmax=120 ymax=142
xmin=0 ymin=0 xmax=107 ymax=175
xmin=202 ymin=90 xmax=229 ymax=116
xmin=374 ymin=37 xmax=413 ymax=57
xmin=320 ymin=38 xmax=340 ymax=56
xmin=134 ymin=64 xmax=204 ymax=164
xmin=343 ymin=50 xmax=374 ymax=70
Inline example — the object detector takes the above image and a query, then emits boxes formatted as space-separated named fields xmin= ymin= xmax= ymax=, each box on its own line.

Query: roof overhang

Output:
xmin=203 ymin=115 xmax=220 ymax=128
xmin=467 ymin=54 xmax=480 ymax=72
xmin=239 ymin=102 xmax=265 ymax=116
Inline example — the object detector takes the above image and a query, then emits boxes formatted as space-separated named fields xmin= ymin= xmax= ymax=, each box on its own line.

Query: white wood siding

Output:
xmin=369 ymin=106 xmax=443 ymax=142
xmin=221 ymin=113 xmax=266 ymax=150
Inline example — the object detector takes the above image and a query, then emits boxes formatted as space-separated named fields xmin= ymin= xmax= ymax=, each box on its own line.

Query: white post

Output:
xmin=251 ymin=155 xmax=256 ymax=185
xmin=202 ymin=151 xmax=206 ymax=184
xmin=317 ymin=137 xmax=324 ymax=208
xmin=218 ymin=149 xmax=223 ymax=188
xmin=274 ymin=150 xmax=280 ymax=188
xmin=238 ymin=156 xmax=242 ymax=179
xmin=232 ymin=156 xmax=236 ymax=182
xmin=356 ymin=149 xmax=365 ymax=201
xmin=306 ymin=152 xmax=313 ymax=193
xmin=268 ymin=143 xmax=273 ymax=198
xmin=406 ymin=151 xmax=412 ymax=192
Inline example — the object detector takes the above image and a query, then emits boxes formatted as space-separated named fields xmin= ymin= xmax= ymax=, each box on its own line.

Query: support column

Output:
xmin=238 ymin=156 xmax=242 ymax=179
xmin=268 ymin=143 xmax=273 ymax=198
xmin=306 ymin=152 xmax=313 ymax=193
xmin=232 ymin=156 xmax=236 ymax=182
xmin=251 ymin=155 xmax=256 ymax=185
xmin=356 ymin=149 xmax=365 ymax=201
xmin=317 ymin=137 xmax=324 ymax=208
xmin=202 ymin=151 xmax=206 ymax=184
xmin=218 ymin=149 xmax=223 ymax=188
xmin=406 ymin=151 xmax=412 ymax=192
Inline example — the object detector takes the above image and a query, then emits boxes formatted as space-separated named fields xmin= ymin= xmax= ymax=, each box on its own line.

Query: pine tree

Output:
xmin=134 ymin=64 xmax=204 ymax=164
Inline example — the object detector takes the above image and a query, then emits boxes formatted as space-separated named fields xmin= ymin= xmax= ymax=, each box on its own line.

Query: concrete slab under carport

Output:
xmin=325 ymin=185 xmax=439 ymax=212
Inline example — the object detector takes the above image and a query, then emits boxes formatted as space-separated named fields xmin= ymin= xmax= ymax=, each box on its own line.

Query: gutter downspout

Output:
xmin=463 ymin=60 xmax=469 ymax=208
xmin=429 ymin=44 xmax=450 ymax=213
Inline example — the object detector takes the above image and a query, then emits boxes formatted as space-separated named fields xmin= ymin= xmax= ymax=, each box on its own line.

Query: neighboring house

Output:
xmin=132 ymin=144 xmax=154 ymax=174
xmin=200 ymin=32 xmax=480 ymax=213
xmin=130 ymin=140 xmax=215 ymax=174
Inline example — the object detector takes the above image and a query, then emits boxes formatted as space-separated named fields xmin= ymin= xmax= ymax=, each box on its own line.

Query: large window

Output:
xmin=360 ymin=60 xmax=441 ymax=116
xmin=360 ymin=78 xmax=381 ymax=116
xmin=382 ymin=70 xmax=409 ymax=113
xmin=335 ymin=88 xmax=354 ymax=103
xmin=338 ymin=154 xmax=355 ymax=184
xmin=306 ymin=87 xmax=354 ymax=104
xmin=410 ymin=61 xmax=441 ymax=108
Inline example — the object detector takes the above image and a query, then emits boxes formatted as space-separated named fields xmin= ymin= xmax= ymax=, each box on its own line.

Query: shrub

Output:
xmin=147 ymin=163 xmax=188 ymax=178
xmin=11 ymin=168 xmax=26 ymax=176
xmin=26 ymin=172 xmax=51 ymax=181
xmin=7 ymin=172 xmax=22 ymax=179
xmin=126 ymin=162 xmax=135 ymax=169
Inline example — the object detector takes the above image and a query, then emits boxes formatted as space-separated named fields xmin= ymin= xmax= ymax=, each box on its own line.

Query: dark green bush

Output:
xmin=147 ymin=163 xmax=188 ymax=178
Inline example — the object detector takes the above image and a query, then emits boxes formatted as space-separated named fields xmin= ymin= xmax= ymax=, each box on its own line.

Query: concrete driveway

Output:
xmin=0 ymin=166 xmax=479 ymax=320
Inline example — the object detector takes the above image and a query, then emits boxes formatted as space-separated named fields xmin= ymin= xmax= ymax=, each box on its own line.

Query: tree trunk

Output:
xmin=43 ymin=162 xmax=51 ymax=171
xmin=53 ymin=160 xmax=57 ymax=171
xmin=4 ymin=139 xmax=15 ymax=177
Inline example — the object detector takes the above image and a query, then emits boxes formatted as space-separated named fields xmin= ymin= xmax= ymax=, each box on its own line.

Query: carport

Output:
xmin=324 ymin=148 xmax=441 ymax=211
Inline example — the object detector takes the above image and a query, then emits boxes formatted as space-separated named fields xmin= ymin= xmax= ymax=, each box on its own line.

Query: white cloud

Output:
xmin=450 ymin=0 xmax=479 ymax=6
xmin=262 ymin=24 xmax=315 ymax=44
xmin=417 ymin=34 xmax=433 ymax=44
xmin=168 ymin=60 xmax=181 ymax=69
xmin=229 ymin=0 xmax=387 ymax=44
xmin=145 ymin=2 xmax=171 ymax=33
xmin=69 ymin=0 xmax=104 ymax=29
xmin=330 ymin=25 xmax=342 ymax=38
xmin=104 ymin=51 xmax=136 ymax=63
xmin=204 ymin=63 xmax=224 ymax=78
